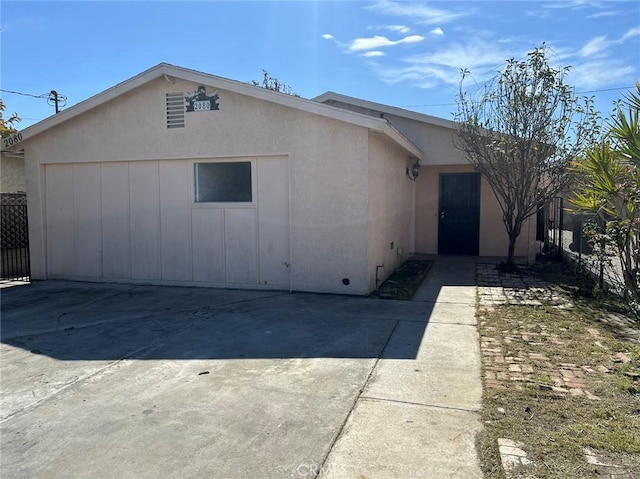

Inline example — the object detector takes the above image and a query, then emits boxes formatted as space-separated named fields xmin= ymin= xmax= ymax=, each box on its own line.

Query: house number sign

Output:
xmin=186 ymin=86 xmax=220 ymax=112
xmin=3 ymin=132 xmax=22 ymax=148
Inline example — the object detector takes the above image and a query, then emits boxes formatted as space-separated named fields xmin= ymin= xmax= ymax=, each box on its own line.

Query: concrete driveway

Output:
xmin=0 ymin=269 xmax=482 ymax=479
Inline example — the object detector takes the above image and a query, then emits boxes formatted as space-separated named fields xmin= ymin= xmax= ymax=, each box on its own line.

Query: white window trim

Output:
xmin=190 ymin=158 xmax=257 ymax=208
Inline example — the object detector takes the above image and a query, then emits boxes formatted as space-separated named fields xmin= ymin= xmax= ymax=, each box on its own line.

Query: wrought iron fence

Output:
xmin=1 ymin=193 xmax=30 ymax=281
xmin=537 ymin=197 xmax=565 ymax=260
xmin=544 ymin=197 xmax=625 ymax=294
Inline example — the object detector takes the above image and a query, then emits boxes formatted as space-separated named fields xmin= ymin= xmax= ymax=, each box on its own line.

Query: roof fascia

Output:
xmin=313 ymin=91 xmax=455 ymax=130
xmin=164 ymin=65 xmax=391 ymax=131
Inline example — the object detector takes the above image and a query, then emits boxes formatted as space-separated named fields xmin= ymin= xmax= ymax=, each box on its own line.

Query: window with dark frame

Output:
xmin=194 ymin=162 xmax=252 ymax=203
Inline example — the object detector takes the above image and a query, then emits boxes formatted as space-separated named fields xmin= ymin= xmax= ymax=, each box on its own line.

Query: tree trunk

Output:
xmin=507 ymin=233 xmax=517 ymax=266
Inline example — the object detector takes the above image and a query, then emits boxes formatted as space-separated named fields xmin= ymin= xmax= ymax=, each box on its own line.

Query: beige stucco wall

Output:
xmin=415 ymin=164 xmax=535 ymax=262
xmin=23 ymin=77 xmax=372 ymax=294
xmin=366 ymin=131 xmax=413 ymax=292
xmin=320 ymin=100 xmax=464 ymax=166
xmin=1 ymin=154 xmax=26 ymax=192
xmin=384 ymin=116 xmax=466 ymax=166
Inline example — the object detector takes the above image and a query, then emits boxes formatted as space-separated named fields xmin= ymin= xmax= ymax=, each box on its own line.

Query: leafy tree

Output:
xmin=249 ymin=69 xmax=299 ymax=97
xmin=0 ymin=99 xmax=20 ymax=138
xmin=454 ymin=45 xmax=601 ymax=268
xmin=571 ymin=83 xmax=640 ymax=317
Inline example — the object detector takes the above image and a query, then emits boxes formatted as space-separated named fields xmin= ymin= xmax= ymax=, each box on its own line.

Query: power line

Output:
xmin=578 ymin=86 xmax=635 ymax=94
xmin=0 ymin=89 xmax=49 ymax=99
xmin=1 ymin=88 xmax=67 ymax=113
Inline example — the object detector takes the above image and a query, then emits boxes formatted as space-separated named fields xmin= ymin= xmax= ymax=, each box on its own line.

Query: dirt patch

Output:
xmin=370 ymin=260 xmax=432 ymax=301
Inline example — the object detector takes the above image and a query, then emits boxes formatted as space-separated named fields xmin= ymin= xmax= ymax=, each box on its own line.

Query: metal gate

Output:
xmin=438 ymin=173 xmax=481 ymax=255
xmin=1 ymin=193 xmax=30 ymax=281
xmin=543 ymin=196 xmax=565 ymax=260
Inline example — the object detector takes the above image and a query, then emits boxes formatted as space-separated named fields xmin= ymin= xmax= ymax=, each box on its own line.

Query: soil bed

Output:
xmin=370 ymin=260 xmax=432 ymax=301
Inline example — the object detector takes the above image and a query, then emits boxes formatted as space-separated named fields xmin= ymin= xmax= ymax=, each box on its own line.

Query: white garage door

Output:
xmin=44 ymin=156 xmax=290 ymax=289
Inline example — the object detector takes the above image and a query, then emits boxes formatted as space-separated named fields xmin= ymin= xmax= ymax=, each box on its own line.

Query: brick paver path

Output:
xmin=476 ymin=264 xmax=599 ymax=399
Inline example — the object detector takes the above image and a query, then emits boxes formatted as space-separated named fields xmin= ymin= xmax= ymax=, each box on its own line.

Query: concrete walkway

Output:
xmin=319 ymin=260 xmax=483 ymax=478
xmin=0 ymin=261 xmax=483 ymax=479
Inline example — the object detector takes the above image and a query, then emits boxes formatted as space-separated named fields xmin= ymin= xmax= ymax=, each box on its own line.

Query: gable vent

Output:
xmin=166 ymin=92 xmax=185 ymax=129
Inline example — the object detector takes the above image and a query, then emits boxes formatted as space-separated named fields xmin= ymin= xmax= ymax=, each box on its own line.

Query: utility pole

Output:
xmin=49 ymin=90 xmax=60 ymax=113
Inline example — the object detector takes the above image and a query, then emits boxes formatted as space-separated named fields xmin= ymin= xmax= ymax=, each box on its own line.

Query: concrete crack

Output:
xmin=312 ymin=320 xmax=401 ymax=479
xmin=358 ymin=395 xmax=482 ymax=413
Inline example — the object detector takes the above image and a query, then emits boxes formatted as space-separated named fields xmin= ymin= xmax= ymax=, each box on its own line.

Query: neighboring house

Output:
xmin=1 ymin=150 xmax=29 ymax=281
xmin=0 ymin=151 xmax=26 ymax=193
xmin=4 ymin=64 xmax=536 ymax=295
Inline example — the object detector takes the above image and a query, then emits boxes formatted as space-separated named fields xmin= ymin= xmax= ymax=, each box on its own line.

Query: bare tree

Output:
xmin=454 ymin=45 xmax=600 ymax=268
xmin=249 ymin=69 xmax=299 ymax=97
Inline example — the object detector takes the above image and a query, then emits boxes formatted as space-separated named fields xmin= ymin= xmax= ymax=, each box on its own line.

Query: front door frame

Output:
xmin=437 ymin=172 xmax=481 ymax=255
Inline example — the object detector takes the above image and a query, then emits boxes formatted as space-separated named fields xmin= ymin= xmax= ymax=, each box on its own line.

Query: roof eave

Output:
xmin=313 ymin=91 xmax=455 ymax=130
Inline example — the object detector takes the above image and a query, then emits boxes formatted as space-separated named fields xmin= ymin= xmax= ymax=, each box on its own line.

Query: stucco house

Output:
xmin=1 ymin=152 xmax=25 ymax=193
xmin=5 ymin=64 xmax=535 ymax=295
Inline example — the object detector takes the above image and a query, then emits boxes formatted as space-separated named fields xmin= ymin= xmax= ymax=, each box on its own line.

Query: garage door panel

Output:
xmin=43 ymin=157 xmax=289 ymax=290
xmin=130 ymin=162 xmax=161 ymax=280
xmin=191 ymin=209 xmax=225 ymax=282
xmin=72 ymin=164 xmax=102 ymax=278
xmin=46 ymin=165 xmax=74 ymax=277
xmin=159 ymin=161 xmax=192 ymax=281
xmin=225 ymin=209 xmax=257 ymax=284
xmin=101 ymin=163 xmax=131 ymax=278
xmin=257 ymin=157 xmax=290 ymax=286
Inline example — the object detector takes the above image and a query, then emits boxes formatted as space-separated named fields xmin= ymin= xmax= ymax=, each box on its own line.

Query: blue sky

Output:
xmin=2 ymin=1 xmax=639 ymax=130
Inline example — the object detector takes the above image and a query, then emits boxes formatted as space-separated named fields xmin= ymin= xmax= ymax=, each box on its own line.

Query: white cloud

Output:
xmin=389 ymin=24 xmax=410 ymax=33
xmin=407 ymin=39 xmax=511 ymax=72
xmin=322 ymin=34 xmax=334 ymax=40
xmin=578 ymin=28 xmax=640 ymax=58
xmin=374 ymin=63 xmax=458 ymax=89
xmin=371 ymin=39 xmax=514 ymax=89
xmin=362 ymin=51 xmax=385 ymax=58
xmin=622 ymin=26 xmax=640 ymax=42
xmin=542 ymin=1 xmax=604 ymax=10
xmin=348 ymin=34 xmax=424 ymax=52
xmin=569 ymin=59 xmax=635 ymax=89
xmin=351 ymin=2 xmax=638 ymax=95
xmin=587 ymin=10 xmax=620 ymax=18
xmin=579 ymin=35 xmax=609 ymax=57
xmin=372 ymin=24 xmax=410 ymax=34
xmin=526 ymin=10 xmax=551 ymax=19
xmin=366 ymin=0 xmax=474 ymax=25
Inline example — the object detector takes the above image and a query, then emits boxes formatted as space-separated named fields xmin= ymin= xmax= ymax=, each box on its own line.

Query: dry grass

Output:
xmin=476 ymin=262 xmax=640 ymax=478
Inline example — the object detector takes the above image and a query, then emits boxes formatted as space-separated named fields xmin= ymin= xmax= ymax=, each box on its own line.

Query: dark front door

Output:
xmin=438 ymin=173 xmax=480 ymax=255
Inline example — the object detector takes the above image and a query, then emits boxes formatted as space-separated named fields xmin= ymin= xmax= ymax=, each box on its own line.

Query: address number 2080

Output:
xmin=3 ymin=133 xmax=23 ymax=148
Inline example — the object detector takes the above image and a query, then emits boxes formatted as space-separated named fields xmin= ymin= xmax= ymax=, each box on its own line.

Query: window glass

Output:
xmin=194 ymin=162 xmax=252 ymax=202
